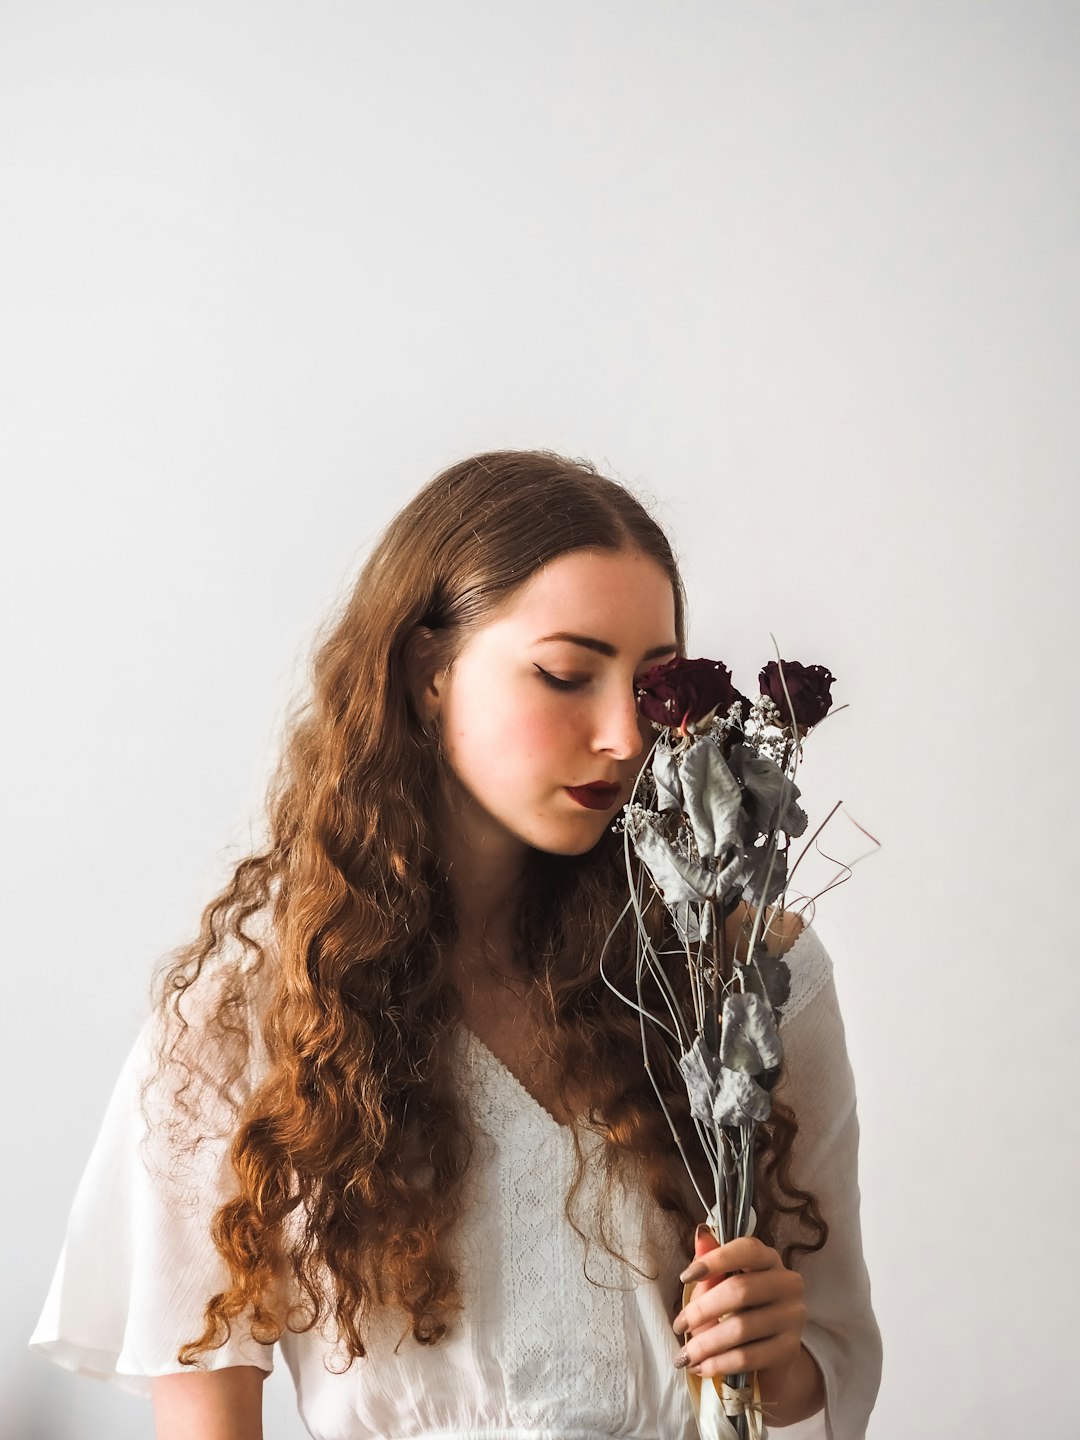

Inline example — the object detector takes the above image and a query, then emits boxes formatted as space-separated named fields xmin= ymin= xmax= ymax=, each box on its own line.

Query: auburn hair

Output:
xmin=136 ymin=448 xmax=828 ymax=1367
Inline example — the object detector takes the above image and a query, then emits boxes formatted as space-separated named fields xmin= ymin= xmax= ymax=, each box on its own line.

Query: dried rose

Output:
xmin=636 ymin=656 xmax=748 ymax=733
xmin=758 ymin=660 xmax=836 ymax=731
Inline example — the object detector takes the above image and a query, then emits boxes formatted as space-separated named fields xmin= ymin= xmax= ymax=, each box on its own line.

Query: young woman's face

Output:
xmin=429 ymin=547 xmax=678 ymax=860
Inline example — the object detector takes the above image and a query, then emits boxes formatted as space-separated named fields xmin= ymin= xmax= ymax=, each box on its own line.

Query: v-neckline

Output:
xmin=460 ymin=1025 xmax=585 ymax=1132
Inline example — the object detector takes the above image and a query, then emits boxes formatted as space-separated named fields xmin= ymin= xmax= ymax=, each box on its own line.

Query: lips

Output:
xmin=564 ymin=782 xmax=622 ymax=811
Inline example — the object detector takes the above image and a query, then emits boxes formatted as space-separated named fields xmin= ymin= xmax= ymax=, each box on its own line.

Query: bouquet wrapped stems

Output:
xmin=602 ymin=653 xmax=845 ymax=1440
xmin=708 ymin=901 xmax=763 ymax=1437
xmin=701 ymin=905 xmax=760 ymax=1440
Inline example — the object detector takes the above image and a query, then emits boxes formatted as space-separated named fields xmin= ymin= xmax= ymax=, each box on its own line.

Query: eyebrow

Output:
xmin=535 ymin=632 xmax=678 ymax=661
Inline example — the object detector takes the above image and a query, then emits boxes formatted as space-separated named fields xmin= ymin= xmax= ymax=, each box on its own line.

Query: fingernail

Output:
xmin=680 ymin=1261 xmax=707 ymax=1283
xmin=672 ymin=1313 xmax=688 ymax=1336
xmin=673 ymin=1349 xmax=691 ymax=1369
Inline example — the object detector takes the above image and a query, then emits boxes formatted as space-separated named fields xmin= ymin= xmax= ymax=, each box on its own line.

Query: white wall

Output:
xmin=3 ymin=3 xmax=1076 ymax=1436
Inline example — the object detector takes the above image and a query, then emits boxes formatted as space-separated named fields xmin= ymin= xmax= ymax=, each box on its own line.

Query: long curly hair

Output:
xmin=138 ymin=447 xmax=828 ymax=1369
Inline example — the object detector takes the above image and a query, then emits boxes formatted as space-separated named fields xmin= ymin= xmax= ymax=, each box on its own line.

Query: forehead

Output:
xmin=496 ymin=548 xmax=676 ymax=631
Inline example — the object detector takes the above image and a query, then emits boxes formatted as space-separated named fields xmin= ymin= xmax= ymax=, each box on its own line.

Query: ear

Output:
xmin=403 ymin=624 xmax=448 ymax=727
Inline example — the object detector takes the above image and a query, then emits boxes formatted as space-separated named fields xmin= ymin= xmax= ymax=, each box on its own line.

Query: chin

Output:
xmin=528 ymin=825 xmax=609 ymax=859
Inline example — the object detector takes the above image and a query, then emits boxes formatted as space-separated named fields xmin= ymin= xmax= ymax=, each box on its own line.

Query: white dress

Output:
xmin=28 ymin=923 xmax=881 ymax=1439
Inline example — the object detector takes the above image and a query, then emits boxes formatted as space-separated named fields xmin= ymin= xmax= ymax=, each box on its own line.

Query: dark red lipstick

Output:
xmin=564 ymin=781 xmax=622 ymax=810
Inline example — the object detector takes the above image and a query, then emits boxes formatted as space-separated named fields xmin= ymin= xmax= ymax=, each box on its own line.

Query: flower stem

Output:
xmin=709 ymin=898 xmax=721 ymax=1055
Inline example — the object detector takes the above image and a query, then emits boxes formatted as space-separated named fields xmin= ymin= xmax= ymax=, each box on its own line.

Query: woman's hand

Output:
xmin=671 ymin=1226 xmax=809 ymax=1405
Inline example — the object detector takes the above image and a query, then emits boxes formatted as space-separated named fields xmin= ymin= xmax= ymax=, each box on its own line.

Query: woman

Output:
xmin=29 ymin=449 xmax=882 ymax=1438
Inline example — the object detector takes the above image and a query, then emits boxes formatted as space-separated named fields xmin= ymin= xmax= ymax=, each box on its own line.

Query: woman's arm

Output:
xmin=151 ymin=1363 xmax=266 ymax=1440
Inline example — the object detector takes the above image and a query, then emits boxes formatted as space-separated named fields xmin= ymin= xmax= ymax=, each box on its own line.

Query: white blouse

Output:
xmin=29 ymin=923 xmax=881 ymax=1439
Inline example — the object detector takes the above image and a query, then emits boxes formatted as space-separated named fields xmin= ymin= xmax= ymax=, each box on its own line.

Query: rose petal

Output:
xmin=636 ymin=657 xmax=740 ymax=730
xmin=759 ymin=660 xmax=836 ymax=730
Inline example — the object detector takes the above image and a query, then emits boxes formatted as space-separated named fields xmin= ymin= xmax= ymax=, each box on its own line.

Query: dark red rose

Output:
xmin=758 ymin=660 xmax=836 ymax=730
xmin=636 ymin=656 xmax=746 ymax=731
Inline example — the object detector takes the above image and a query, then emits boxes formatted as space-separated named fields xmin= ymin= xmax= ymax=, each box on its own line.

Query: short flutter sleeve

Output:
xmin=29 ymin=994 xmax=279 ymax=1399
xmin=765 ymin=925 xmax=883 ymax=1440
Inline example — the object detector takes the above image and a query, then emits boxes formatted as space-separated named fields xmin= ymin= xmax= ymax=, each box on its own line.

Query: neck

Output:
xmin=434 ymin=777 xmax=528 ymax=964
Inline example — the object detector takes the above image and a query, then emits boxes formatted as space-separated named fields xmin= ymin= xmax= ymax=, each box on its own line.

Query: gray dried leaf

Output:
xmin=680 ymin=738 xmax=744 ymax=860
xmin=736 ymin=951 xmax=792 ymax=1013
xmin=712 ymin=1066 xmax=774 ymax=1125
xmin=719 ymin=992 xmax=783 ymax=1075
xmin=671 ymin=899 xmax=702 ymax=947
xmin=651 ymin=745 xmax=683 ymax=815
xmin=632 ymin=824 xmax=721 ymax=904
xmin=741 ymin=841 xmax=789 ymax=906
xmin=728 ymin=743 xmax=808 ymax=839
xmin=678 ymin=1034 xmax=722 ymax=1123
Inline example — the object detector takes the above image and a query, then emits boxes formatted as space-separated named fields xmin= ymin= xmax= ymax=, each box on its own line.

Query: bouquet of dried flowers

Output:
xmin=600 ymin=650 xmax=845 ymax=1440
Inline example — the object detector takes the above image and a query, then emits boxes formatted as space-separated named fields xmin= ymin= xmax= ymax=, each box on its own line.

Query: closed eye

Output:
xmin=534 ymin=666 xmax=654 ymax=693
xmin=534 ymin=666 xmax=583 ymax=692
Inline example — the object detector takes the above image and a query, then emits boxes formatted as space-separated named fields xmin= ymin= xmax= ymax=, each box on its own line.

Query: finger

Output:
xmin=688 ymin=1225 xmax=725 ymax=1295
xmin=679 ymin=1233 xmax=779 ymax=1285
xmin=675 ymin=1267 xmax=802 ymax=1337
xmin=683 ymin=1297 xmax=797 ymax=1360
xmin=675 ymin=1300 xmax=805 ymax=1375
xmin=693 ymin=1223 xmax=721 ymax=1260
xmin=688 ymin=1329 xmax=799 ymax=1381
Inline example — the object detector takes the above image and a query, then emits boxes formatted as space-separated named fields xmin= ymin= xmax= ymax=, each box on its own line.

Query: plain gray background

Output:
xmin=3 ymin=2 xmax=1076 ymax=1437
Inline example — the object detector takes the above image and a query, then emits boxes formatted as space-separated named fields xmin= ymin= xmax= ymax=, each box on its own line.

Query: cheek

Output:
xmin=512 ymin=694 xmax=579 ymax=763
xmin=480 ymin=700 xmax=575 ymax=790
xmin=445 ymin=694 xmax=566 ymax=783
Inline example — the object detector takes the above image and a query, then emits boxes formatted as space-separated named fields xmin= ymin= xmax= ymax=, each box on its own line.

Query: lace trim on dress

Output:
xmin=454 ymin=1032 xmax=631 ymax=1431
xmin=778 ymin=924 xmax=833 ymax=1028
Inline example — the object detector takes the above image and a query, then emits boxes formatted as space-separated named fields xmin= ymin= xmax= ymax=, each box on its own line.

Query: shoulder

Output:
xmin=723 ymin=900 xmax=808 ymax=959
xmin=725 ymin=902 xmax=833 ymax=1027
xmin=762 ymin=905 xmax=807 ymax=958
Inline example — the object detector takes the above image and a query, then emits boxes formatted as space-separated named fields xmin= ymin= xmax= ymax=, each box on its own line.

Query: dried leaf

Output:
xmin=728 ymin=743 xmax=808 ymax=838
xmin=678 ymin=1034 xmax=723 ymax=1123
xmin=651 ymin=745 xmax=682 ymax=815
xmin=680 ymin=738 xmax=744 ymax=860
xmin=719 ymin=992 xmax=783 ymax=1075
xmin=736 ymin=951 xmax=792 ymax=1013
xmin=712 ymin=1066 xmax=775 ymax=1125
xmin=741 ymin=841 xmax=788 ymax=906
xmin=632 ymin=824 xmax=722 ymax=904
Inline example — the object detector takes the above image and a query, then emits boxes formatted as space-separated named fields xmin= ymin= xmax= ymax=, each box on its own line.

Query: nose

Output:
xmin=592 ymin=679 xmax=651 ymax=766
